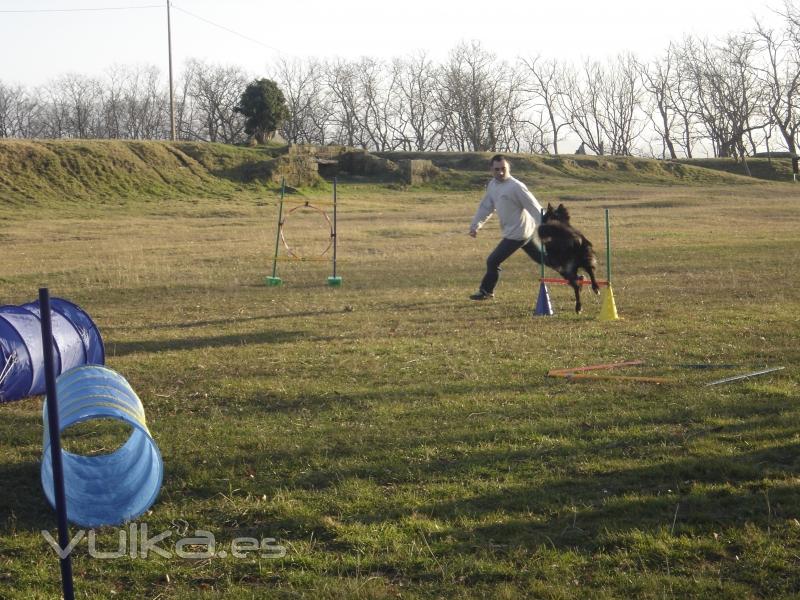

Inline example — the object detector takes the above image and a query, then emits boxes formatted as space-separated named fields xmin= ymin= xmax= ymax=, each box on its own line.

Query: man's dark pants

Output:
xmin=479 ymin=237 xmax=545 ymax=294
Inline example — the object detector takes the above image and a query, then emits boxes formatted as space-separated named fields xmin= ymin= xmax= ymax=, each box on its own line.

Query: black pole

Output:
xmin=332 ymin=177 xmax=338 ymax=279
xmin=39 ymin=288 xmax=75 ymax=600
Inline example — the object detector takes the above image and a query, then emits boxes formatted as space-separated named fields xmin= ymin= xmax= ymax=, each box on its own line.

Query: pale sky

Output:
xmin=0 ymin=0 xmax=784 ymax=87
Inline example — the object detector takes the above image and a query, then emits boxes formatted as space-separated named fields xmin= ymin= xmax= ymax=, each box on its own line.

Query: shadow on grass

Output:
xmin=110 ymin=329 xmax=333 ymax=356
xmin=0 ymin=460 xmax=55 ymax=533
xmin=111 ymin=309 xmax=351 ymax=331
xmin=236 ymin=382 xmax=798 ymax=555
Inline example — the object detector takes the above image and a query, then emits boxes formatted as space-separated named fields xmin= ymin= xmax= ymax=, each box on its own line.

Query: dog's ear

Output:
xmin=547 ymin=203 xmax=554 ymax=211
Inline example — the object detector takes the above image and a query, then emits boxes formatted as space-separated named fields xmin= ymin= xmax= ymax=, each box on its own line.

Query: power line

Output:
xmin=171 ymin=3 xmax=282 ymax=54
xmin=1 ymin=2 xmax=283 ymax=55
xmin=0 ymin=4 xmax=162 ymax=13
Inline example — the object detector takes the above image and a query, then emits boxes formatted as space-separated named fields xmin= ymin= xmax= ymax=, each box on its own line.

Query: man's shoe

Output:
xmin=469 ymin=290 xmax=494 ymax=300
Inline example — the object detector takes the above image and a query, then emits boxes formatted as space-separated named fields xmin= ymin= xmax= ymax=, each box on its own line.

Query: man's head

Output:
xmin=490 ymin=154 xmax=510 ymax=182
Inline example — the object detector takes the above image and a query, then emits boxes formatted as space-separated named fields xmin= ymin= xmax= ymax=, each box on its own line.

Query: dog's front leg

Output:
xmin=587 ymin=267 xmax=600 ymax=295
xmin=562 ymin=272 xmax=582 ymax=313
xmin=570 ymin=280 xmax=582 ymax=313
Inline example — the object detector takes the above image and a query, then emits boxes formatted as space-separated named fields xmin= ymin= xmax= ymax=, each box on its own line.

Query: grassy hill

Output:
xmin=0 ymin=140 xmax=318 ymax=208
xmin=1 ymin=140 xmax=792 ymax=208
xmin=378 ymin=151 xmax=766 ymax=188
xmin=682 ymin=156 xmax=796 ymax=181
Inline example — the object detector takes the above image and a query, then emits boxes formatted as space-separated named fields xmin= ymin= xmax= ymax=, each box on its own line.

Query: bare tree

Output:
xmin=0 ymin=81 xmax=43 ymax=138
xmin=99 ymin=67 xmax=125 ymax=138
xmin=517 ymin=110 xmax=551 ymax=154
xmin=561 ymin=61 xmax=607 ymax=154
xmin=563 ymin=55 xmax=644 ymax=156
xmin=754 ymin=16 xmax=800 ymax=154
xmin=357 ymin=57 xmax=398 ymax=151
xmin=49 ymin=73 xmax=103 ymax=138
xmin=492 ymin=65 xmax=529 ymax=153
xmin=324 ymin=58 xmax=365 ymax=147
xmin=391 ymin=53 xmax=440 ymax=150
xmin=638 ymin=47 xmax=679 ymax=159
xmin=174 ymin=63 xmax=197 ymax=141
xmin=664 ymin=40 xmax=700 ymax=158
xmin=2 ymin=83 xmax=45 ymax=138
xmin=122 ymin=65 xmax=169 ymax=140
xmin=185 ymin=59 xmax=248 ymax=143
xmin=518 ymin=56 xmax=572 ymax=154
xmin=273 ymin=57 xmax=331 ymax=144
xmin=679 ymin=35 xmax=767 ymax=170
xmin=603 ymin=53 xmax=645 ymax=155
xmin=436 ymin=41 xmax=515 ymax=152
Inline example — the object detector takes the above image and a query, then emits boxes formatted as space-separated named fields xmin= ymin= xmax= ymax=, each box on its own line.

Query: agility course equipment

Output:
xmin=534 ymin=208 xmax=619 ymax=320
xmin=533 ymin=276 xmax=554 ymax=316
xmin=0 ymin=298 xmax=104 ymax=403
xmin=266 ymin=177 xmax=342 ymax=286
xmin=41 ymin=364 xmax=164 ymax=528
xmin=533 ymin=246 xmax=554 ymax=316
xmin=705 ymin=366 xmax=785 ymax=386
xmin=38 ymin=290 xmax=75 ymax=600
xmin=598 ymin=209 xmax=619 ymax=320
xmin=548 ymin=359 xmax=645 ymax=375
xmin=547 ymin=359 xmax=667 ymax=384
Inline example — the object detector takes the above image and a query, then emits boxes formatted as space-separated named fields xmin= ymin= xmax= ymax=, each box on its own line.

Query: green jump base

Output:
xmin=327 ymin=276 xmax=343 ymax=287
xmin=265 ymin=276 xmax=283 ymax=286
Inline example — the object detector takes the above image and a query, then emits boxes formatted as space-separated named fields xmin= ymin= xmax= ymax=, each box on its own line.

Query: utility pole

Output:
xmin=167 ymin=0 xmax=176 ymax=141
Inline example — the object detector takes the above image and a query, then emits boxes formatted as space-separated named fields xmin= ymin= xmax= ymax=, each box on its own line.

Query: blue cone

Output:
xmin=534 ymin=282 xmax=554 ymax=316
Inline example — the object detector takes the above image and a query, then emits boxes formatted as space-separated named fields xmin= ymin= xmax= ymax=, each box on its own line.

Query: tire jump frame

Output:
xmin=266 ymin=177 xmax=342 ymax=287
xmin=534 ymin=207 xmax=619 ymax=320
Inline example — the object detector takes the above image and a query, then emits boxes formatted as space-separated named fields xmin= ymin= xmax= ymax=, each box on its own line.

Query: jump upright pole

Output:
xmin=327 ymin=177 xmax=342 ymax=286
xmin=265 ymin=179 xmax=285 ymax=286
xmin=598 ymin=207 xmax=619 ymax=320
xmin=605 ymin=208 xmax=611 ymax=283
xmin=39 ymin=288 xmax=76 ymax=600
xmin=534 ymin=209 xmax=553 ymax=316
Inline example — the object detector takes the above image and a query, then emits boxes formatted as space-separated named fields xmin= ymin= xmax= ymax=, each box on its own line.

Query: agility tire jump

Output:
xmin=0 ymin=298 xmax=104 ymax=403
xmin=266 ymin=177 xmax=342 ymax=287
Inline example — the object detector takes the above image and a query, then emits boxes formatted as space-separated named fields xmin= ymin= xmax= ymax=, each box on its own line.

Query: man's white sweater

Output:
xmin=470 ymin=176 xmax=543 ymax=241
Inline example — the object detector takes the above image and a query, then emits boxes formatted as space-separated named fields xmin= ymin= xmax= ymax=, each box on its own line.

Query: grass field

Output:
xmin=1 ymin=167 xmax=799 ymax=598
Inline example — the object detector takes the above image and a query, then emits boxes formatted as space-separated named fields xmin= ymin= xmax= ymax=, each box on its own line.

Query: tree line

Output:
xmin=1 ymin=2 xmax=798 ymax=162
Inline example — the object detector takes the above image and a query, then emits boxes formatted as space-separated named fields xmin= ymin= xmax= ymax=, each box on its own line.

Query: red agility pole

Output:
xmin=562 ymin=373 xmax=668 ymax=384
xmin=539 ymin=278 xmax=610 ymax=287
xmin=546 ymin=359 xmax=667 ymax=384
xmin=547 ymin=359 xmax=645 ymax=376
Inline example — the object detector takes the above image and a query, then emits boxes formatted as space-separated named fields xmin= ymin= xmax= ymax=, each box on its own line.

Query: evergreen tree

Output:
xmin=235 ymin=78 xmax=289 ymax=143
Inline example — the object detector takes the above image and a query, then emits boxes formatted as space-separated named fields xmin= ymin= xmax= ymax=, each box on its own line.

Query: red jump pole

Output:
xmin=539 ymin=278 xmax=609 ymax=287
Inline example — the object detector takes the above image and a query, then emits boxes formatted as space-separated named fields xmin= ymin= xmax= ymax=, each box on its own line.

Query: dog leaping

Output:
xmin=537 ymin=203 xmax=600 ymax=313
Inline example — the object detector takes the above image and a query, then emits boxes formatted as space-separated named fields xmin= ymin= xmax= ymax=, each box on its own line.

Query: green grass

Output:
xmin=0 ymin=150 xmax=799 ymax=598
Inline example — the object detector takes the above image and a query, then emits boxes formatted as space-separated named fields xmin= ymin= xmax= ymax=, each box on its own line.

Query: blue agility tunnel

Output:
xmin=41 ymin=365 xmax=163 ymax=528
xmin=0 ymin=298 xmax=104 ymax=403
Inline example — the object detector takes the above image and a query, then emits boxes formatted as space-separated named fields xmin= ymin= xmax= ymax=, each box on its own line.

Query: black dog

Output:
xmin=537 ymin=203 xmax=600 ymax=313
